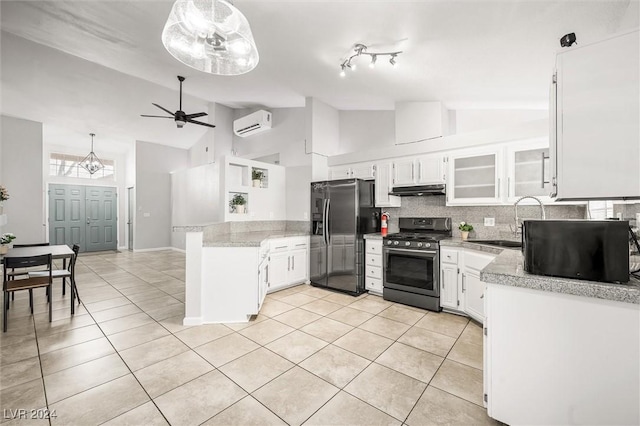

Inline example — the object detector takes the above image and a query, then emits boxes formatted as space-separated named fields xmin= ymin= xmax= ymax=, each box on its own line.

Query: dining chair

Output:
xmin=7 ymin=243 xmax=50 ymax=304
xmin=3 ymin=254 xmax=53 ymax=332
xmin=30 ymin=244 xmax=80 ymax=304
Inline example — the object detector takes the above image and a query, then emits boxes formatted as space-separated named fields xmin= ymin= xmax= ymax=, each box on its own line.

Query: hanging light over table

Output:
xmin=162 ymin=0 xmax=259 ymax=75
xmin=81 ymin=133 xmax=104 ymax=175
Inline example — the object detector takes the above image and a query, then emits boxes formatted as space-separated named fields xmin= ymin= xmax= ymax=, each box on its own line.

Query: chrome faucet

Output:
xmin=514 ymin=196 xmax=546 ymax=236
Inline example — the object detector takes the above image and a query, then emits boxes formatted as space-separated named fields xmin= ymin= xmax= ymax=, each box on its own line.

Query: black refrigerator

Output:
xmin=310 ymin=179 xmax=380 ymax=294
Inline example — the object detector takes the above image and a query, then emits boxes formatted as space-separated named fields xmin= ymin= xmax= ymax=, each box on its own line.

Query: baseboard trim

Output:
xmin=132 ymin=247 xmax=174 ymax=253
xmin=183 ymin=316 xmax=202 ymax=326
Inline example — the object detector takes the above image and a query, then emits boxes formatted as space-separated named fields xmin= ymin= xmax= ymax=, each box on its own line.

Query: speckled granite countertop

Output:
xmin=440 ymin=239 xmax=506 ymax=255
xmin=440 ymin=239 xmax=639 ymax=304
xmin=481 ymin=248 xmax=640 ymax=305
xmin=203 ymin=231 xmax=309 ymax=247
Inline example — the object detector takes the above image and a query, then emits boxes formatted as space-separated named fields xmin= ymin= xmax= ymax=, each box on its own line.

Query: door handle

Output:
xmin=288 ymin=256 xmax=290 ymax=271
xmin=462 ymin=273 xmax=466 ymax=293
xmin=292 ymin=256 xmax=295 ymax=270
xmin=86 ymin=217 xmax=90 ymax=225
xmin=441 ymin=270 xmax=444 ymax=289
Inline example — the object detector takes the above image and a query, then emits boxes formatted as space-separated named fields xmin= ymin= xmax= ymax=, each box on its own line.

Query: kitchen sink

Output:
xmin=467 ymin=239 xmax=522 ymax=249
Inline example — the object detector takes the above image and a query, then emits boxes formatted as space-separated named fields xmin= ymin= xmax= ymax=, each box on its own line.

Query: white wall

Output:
xmin=171 ymin=162 xmax=221 ymax=249
xmin=286 ymin=166 xmax=311 ymax=221
xmin=214 ymin=103 xmax=234 ymax=162
xmin=454 ymin=109 xmax=548 ymax=134
xmin=136 ymin=141 xmax=189 ymax=250
xmin=307 ymin=97 xmax=340 ymax=157
xmin=233 ymin=107 xmax=309 ymax=167
xmin=0 ymin=115 xmax=44 ymax=244
xmin=338 ymin=110 xmax=395 ymax=154
xmin=188 ymin=104 xmax=215 ymax=168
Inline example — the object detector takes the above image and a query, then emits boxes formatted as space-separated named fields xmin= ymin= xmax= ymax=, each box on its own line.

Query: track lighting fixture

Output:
xmin=339 ymin=43 xmax=402 ymax=76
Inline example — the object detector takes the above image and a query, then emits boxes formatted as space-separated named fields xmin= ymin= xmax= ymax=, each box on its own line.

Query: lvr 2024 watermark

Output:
xmin=3 ymin=409 xmax=57 ymax=420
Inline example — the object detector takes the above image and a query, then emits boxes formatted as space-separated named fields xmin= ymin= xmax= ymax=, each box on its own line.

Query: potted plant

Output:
xmin=252 ymin=170 xmax=264 ymax=188
xmin=0 ymin=233 xmax=16 ymax=254
xmin=230 ymin=194 xmax=247 ymax=214
xmin=0 ymin=185 xmax=9 ymax=214
xmin=459 ymin=221 xmax=473 ymax=240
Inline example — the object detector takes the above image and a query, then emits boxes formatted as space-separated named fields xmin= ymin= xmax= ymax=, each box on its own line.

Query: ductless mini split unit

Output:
xmin=233 ymin=110 xmax=272 ymax=137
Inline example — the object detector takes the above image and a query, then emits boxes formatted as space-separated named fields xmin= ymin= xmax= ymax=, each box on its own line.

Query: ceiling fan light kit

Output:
xmin=340 ymin=43 xmax=402 ymax=77
xmin=141 ymin=76 xmax=216 ymax=129
xmin=81 ymin=133 xmax=105 ymax=175
xmin=162 ymin=0 xmax=259 ymax=75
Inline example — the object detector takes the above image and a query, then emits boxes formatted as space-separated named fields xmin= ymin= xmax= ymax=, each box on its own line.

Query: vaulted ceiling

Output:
xmin=1 ymin=0 xmax=637 ymax=150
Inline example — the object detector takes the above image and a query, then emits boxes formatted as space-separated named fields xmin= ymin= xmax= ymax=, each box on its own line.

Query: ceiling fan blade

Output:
xmin=184 ymin=112 xmax=208 ymax=119
xmin=152 ymin=103 xmax=175 ymax=116
xmin=187 ymin=118 xmax=216 ymax=128
xmin=141 ymin=115 xmax=174 ymax=118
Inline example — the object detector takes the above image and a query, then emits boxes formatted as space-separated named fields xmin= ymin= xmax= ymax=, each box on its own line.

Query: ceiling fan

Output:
xmin=141 ymin=76 xmax=215 ymax=129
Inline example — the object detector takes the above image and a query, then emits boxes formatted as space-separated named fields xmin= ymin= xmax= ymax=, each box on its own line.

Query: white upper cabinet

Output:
xmin=393 ymin=154 xmax=445 ymax=186
xmin=393 ymin=158 xmax=416 ymax=186
xmin=416 ymin=155 xmax=446 ymax=184
xmin=505 ymin=139 xmax=552 ymax=202
xmin=328 ymin=162 xmax=375 ymax=180
xmin=448 ymin=148 xmax=503 ymax=205
xmin=551 ymin=29 xmax=640 ymax=200
xmin=375 ymin=161 xmax=401 ymax=207
xmin=329 ymin=166 xmax=353 ymax=180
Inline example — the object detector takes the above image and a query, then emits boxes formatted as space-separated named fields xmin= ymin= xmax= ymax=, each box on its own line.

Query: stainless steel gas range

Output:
xmin=382 ymin=217 xmax=452 ymax=312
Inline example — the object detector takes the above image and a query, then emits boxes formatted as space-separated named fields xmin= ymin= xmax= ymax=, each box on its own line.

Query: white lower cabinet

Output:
xmin=267 ymin=237 xmax=309 ymax=293
xmin=258 ymin=257 xmax=268 ymax=311
xmin=365 ymin=239 xmax=383 ymax=294
xmin=288 ymin=248 xmax=308 ymax=284
xmin=484 ymin=283 xmax=640 ymax=425
xmin=268 ymin=251 xmax=290 ymax=291
xmin=439 ymin=246 xmax=496 ymax=322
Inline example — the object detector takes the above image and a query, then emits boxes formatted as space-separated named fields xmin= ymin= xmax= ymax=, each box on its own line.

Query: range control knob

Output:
xmin=405 ymin=242 xmax=411 ymax=247
xmin=393 ymin=241 xmax=399 ymax=246
xmin=425 ymin=243 xmax=431 ymax=248
xmin=417 ymin=242 xmax=423 ymax=248
xmin=386 ymin=240 xmax=392 ymax=245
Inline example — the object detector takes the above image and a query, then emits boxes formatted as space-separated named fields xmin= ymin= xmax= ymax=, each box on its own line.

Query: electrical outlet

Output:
xmin=484 ymin=217 xmax=495 ymax=226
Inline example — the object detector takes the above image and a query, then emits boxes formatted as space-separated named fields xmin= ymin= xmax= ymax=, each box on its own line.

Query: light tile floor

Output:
xmin=1 ymin=250 xmax=499 ymax=425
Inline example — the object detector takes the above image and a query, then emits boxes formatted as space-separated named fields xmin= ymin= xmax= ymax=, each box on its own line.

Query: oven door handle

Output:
xmin=384 ymin=248 xmax=438 ymax=255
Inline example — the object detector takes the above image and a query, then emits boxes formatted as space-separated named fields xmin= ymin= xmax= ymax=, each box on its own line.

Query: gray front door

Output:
xmin=49 ymin=184 xmax=117 ymax=252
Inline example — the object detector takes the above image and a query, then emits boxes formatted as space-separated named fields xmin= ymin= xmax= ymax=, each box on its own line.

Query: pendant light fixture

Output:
xmin=81 ymin=133 xmax=104 ymax=175
xmin=162 ymin=0 xmax=259 ymax=75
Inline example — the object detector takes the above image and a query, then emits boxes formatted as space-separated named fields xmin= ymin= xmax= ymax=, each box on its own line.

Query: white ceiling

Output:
xmin=1 ymin=0 xmax=637 ymax=150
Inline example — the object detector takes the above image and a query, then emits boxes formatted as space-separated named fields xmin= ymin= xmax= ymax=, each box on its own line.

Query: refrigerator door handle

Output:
xmin=325 ymin=198 xmax=331 ymax=244
xmin=322 ymin=198 xmax=329 ymax=245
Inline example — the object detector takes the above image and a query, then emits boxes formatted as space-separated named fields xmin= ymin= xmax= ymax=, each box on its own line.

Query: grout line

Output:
xmin=31 ymin=314 xmax=53 ymax=426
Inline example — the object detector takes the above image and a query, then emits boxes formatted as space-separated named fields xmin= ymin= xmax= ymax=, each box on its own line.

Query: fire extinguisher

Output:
xmin=381 ymin=211 xmax=390 ymax=237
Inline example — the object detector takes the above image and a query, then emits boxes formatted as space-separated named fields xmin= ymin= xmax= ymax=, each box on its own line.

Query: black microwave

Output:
xmin=522 ymin=220 xmax=629 ymax=283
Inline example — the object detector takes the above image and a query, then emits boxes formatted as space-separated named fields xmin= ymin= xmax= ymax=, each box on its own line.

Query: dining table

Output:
xmin=2 ymin=245 xmax=79 ymax=314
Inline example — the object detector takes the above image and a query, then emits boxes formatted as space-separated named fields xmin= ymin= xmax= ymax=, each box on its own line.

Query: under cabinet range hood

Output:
xmin=389 ymin=184 xmax=446 ymax=196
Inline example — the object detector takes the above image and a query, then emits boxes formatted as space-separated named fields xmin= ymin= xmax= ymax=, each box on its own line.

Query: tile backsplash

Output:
xmin=384 ymin=195 xmax=586 ymax=240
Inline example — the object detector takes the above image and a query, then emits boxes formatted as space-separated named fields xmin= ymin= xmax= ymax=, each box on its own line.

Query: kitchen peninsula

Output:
xmin=182 ymin=221 xmax=309 ymax=325
xmin=478 ymin=246 xmax=639 ymax=425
